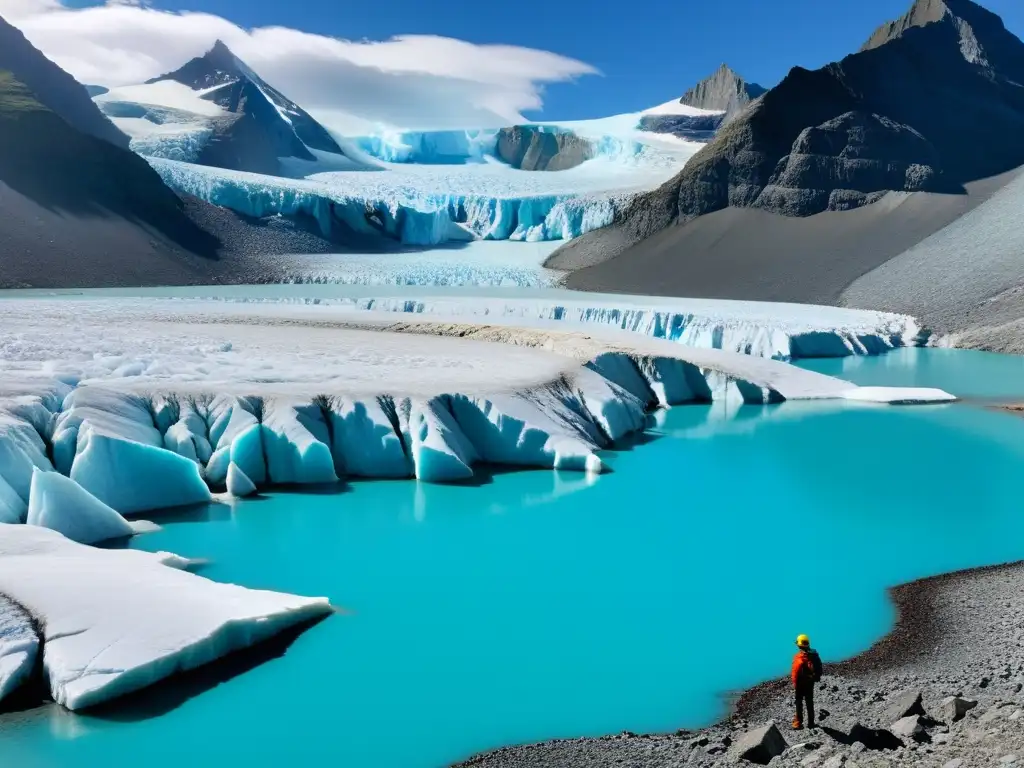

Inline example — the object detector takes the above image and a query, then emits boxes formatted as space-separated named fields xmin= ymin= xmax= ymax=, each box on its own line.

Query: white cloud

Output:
xmin=0 ymin=0 xmax=599 ymax=130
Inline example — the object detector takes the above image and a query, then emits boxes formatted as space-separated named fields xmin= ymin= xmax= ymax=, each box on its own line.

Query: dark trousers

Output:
xmin=795 ymin=685 xmax=815 ymax=726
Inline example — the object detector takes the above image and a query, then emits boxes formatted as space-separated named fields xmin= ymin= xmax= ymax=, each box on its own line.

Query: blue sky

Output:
xmin=127 ymin=0 xmax=1024 ymax=120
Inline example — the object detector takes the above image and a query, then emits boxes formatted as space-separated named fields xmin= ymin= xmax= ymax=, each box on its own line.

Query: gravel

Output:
xmin=453 ymin=561 xmax=1024 ymax=767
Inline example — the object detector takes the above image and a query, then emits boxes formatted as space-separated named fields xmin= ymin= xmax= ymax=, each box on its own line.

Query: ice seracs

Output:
xmin=26 ymin=468 xmax=156 ymax=545
xmin=0 ymin=524 xmax=332 ymax=710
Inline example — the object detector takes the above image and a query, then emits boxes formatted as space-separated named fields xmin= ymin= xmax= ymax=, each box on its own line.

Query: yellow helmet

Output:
xmin=796 ymin=634 xmax=810 ymax=648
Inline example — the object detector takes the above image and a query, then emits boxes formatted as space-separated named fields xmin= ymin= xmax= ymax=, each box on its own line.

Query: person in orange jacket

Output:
xmin=792 ymin=634 xmax=822 ymax=730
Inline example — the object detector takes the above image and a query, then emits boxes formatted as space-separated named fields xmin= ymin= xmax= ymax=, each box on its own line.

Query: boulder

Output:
xmin=884 ymin=690 xmax=926 ymax=722
xmin=891 ymin=715 xmax=925 ymax=739
xmin=941 ymin=695 xmax=978 ymax=723
xmin=734 ymin=721 xmax=788 ymax=764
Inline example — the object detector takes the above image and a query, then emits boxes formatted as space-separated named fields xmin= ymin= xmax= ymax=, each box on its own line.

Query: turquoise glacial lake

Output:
xmin=4 ymin=350 xmax=1024 ymax=767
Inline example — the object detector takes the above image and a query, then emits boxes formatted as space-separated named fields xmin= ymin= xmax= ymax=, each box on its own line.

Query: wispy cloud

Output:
xmin=0 ymin=0 xmax=599 ymax=130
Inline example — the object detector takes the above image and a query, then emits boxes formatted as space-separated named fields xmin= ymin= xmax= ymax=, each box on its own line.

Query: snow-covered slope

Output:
xmin=0 ymin=295 xmax=950 ymax=516
xmin=95 ymin=41 xmax=346 ymax=175
xmin=0 ymin=524 xmax=332 ymax=710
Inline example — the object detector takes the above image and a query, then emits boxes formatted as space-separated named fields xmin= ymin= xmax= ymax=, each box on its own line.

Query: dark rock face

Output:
xmin=0 ymin=70 xmax=217 ymax=257
xmin=636 ymin=112 xmax=724 ymax=142
xmin=679 ymin=63 xmax=766 ymax=122
xmin=0 ymin=52 xmax=343 ymax=288
xmin=0 ymin=15 xmax=128 ymax=149
xmin=148 ymin=40 xmax=344 ymax=173
xmin=496 ymin=125 xmax=594 ymax=171
xmin=559 ymin=0 xmax=1024 ymax=267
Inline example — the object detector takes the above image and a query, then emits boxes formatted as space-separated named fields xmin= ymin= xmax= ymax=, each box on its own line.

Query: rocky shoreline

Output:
xmin=455 ymin=561 xmax=1024 ymax=767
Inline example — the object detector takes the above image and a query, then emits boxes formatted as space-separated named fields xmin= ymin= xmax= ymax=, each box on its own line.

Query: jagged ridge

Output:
xmin=679 ymin=63 xmax=766 ymax=121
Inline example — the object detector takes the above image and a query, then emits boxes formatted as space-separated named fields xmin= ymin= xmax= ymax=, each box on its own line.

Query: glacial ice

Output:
xmin=0 ymin=524 xmax=332 ymax=710
xmin=0 ymin=594 xmax=37 ymax=706
xmin=71 ymin=432 xmax=212 ymax=516
xmin=149 ymin=157 xmax=630 ymax=246
xmin=26 ymin=467 xmax=143 ymax=545
xmin=349 ymin=129 xmax=501 ymax=164
xmin=226 ymin=462 xmax=257 ymax=497
xmin=0 ymin=296 xmax=954 ymax=515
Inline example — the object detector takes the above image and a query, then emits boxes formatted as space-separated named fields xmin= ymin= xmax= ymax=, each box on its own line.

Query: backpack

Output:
xmin=808 ymin=650 xmax=823 ymax=682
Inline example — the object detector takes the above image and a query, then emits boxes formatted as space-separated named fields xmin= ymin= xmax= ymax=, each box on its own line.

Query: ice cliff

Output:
xmin=149 ymin=158 xmax=621 ymax=246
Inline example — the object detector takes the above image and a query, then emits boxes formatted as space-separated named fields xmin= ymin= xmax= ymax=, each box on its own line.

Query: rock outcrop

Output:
xmin=495 ymin=125 xmax=595 ymax=171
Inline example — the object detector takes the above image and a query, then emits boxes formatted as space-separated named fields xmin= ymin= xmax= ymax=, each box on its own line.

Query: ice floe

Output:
xmin=0 ymin=525 xmax=332 ymax=710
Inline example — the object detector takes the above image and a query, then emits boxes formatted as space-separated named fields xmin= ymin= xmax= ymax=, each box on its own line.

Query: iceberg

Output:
xmin=26 ymin=467 xmax=154 ymax=545
xmin=0 ymin=524 xmax=332 ymax=710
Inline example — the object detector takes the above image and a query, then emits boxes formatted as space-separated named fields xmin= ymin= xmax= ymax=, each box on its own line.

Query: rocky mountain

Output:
xmin=0 ymin=20 xmax=342 ymax=289
xmin=551 ymin=0 xmax=1024 ymax=293
xmin=679 ymin=63 xmax=766 ymax=121
xmin=0 ymin=17 xmax=127 ymax=149
xmin=144 ymin=40 xmax=344 ymax=173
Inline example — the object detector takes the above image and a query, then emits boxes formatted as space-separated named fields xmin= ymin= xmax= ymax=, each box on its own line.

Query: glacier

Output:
xmin=95 ymin=77 xmax=708 ymax=248
xmin=0 ymin=524 xmax=332 ymax=710
xmin=149 ymin=156 xmax=646 ymax=246
xmin=0 ymin=296 xmax=952 ymax=519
